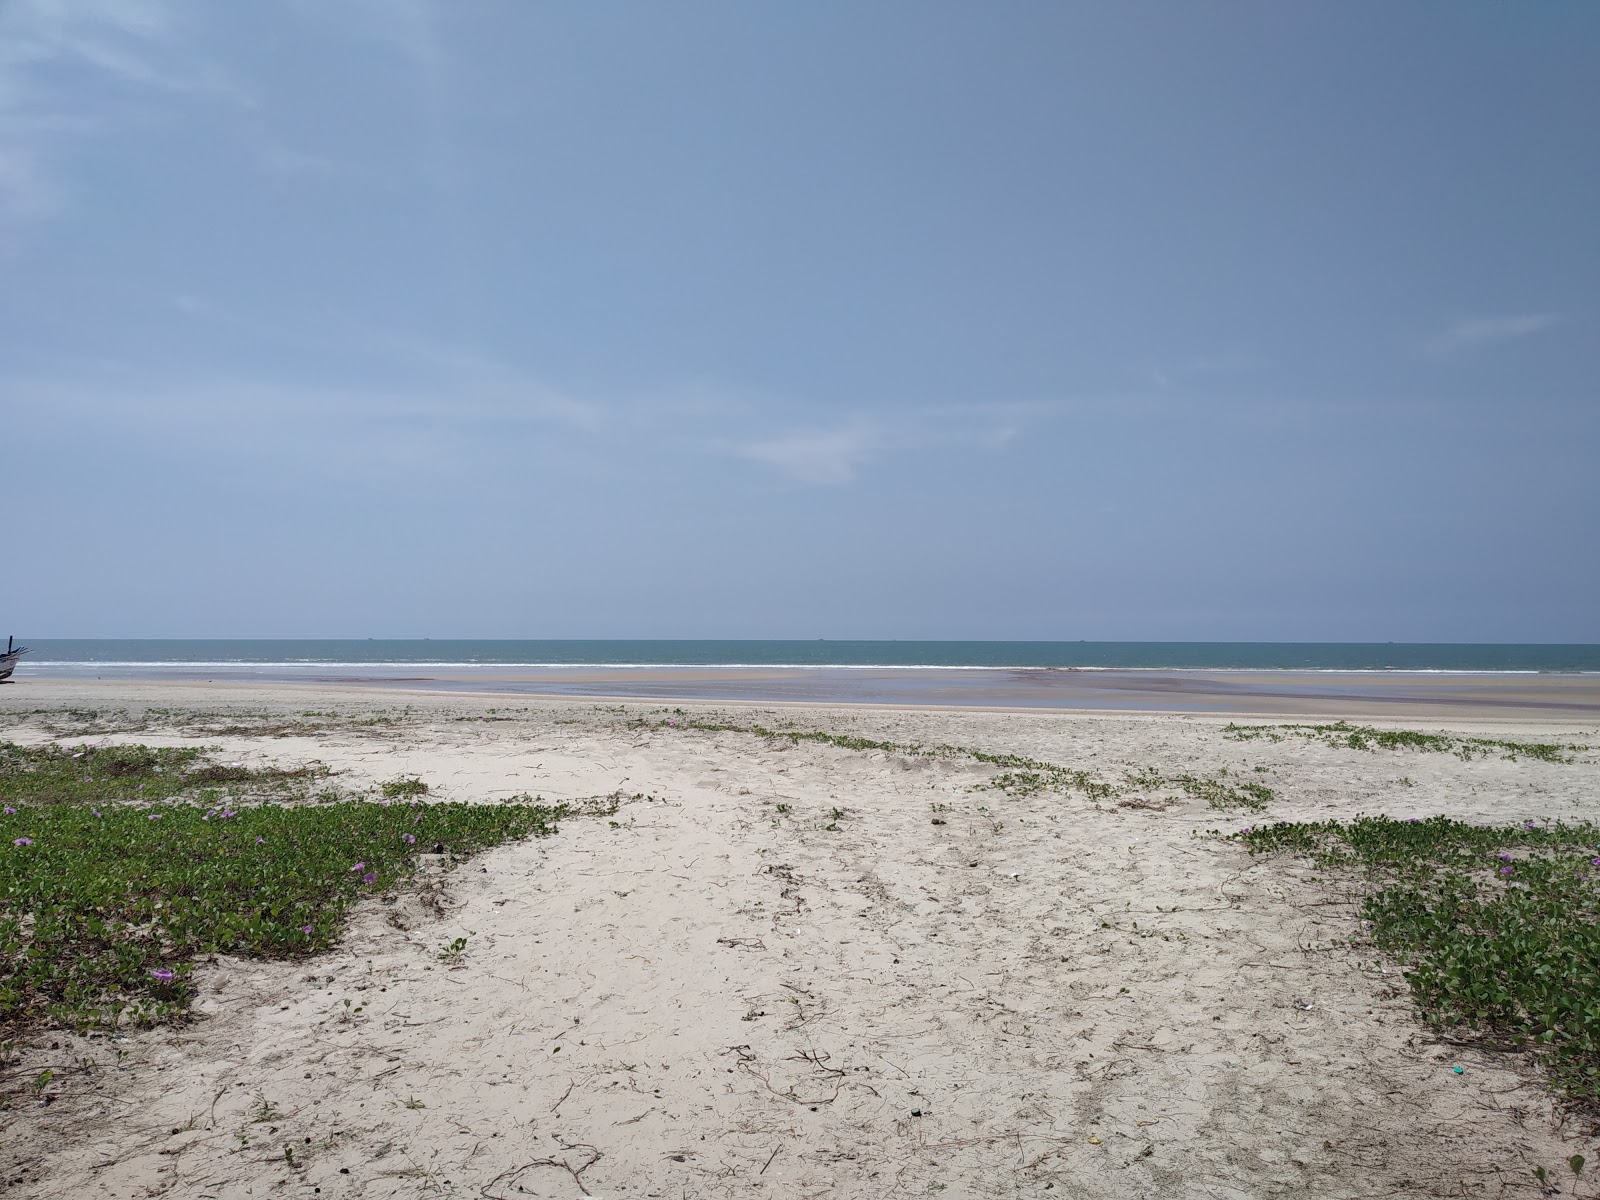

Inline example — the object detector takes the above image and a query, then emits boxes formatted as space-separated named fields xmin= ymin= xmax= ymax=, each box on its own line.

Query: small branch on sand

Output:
xmin=551 ymin=1078 xmax=576 ymax=1112
xmin=484 ymin=1142 xmax=602 ymax=1198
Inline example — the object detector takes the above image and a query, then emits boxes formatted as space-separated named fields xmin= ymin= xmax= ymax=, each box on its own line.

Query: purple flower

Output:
xmin=147 ymin=812 xmax=163 ymax=820
xmin=91 ymin=809 xmax=102 ymax=818
xmin=302 ymin=924 xmax=314 ymax=935
xmin=414 ymin=814 xmax=422 ymax=822
xmin=13 ymin=837 xmax=32 ymax=847
xmin=362 ymin=872 xmax=376 ymax=885
xmin=2 ymin=806 xmax=15 ymax=815
xmin=83 ymin=777 xmax=92 ymax=783
xmin=149 ymin=967 xmax=175 ymax=984
xmin=1590 ymin=858 xmax=1600 ymax=866
xmin=255 ymin=836 xmax=265 ymax=845
xmin=1499 ymin=865 xmax=1513 ymax=876
xmin=1497 ymin=854 xmax=1513 ymax=862
xmin=351 ymin=861 xmax=366 ymax=873
xmin=1406 ymin=818 xmax=1419 ymax=824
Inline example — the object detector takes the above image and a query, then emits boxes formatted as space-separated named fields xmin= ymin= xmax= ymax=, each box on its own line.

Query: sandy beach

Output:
xmin=2 ymin=678 xmax=1597 ymax=1198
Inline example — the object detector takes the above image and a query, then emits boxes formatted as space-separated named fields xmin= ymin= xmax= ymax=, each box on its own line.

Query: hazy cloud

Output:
xmin=258 ymin=145 xmax=337 ymax=177
xmin=0 ymin=146 xmax=58 ymax=224
xmin=1146 ymin=352 xmax=1262 ymax=388
xmin=1425 ymin=313 xmax=1562 ymax=355
xmin=726 ymin=427 xmax=878 ymax=485
xmin=0 ymin=0 xmax=247 ymax=232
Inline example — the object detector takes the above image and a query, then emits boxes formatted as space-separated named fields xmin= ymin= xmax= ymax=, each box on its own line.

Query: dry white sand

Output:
xmin=2 ymin=681 xmax=1598 ymax=1199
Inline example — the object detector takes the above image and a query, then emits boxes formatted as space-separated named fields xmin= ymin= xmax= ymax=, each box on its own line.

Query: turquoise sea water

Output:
xmin=13 ymin=640 xmax=1600 ymax=673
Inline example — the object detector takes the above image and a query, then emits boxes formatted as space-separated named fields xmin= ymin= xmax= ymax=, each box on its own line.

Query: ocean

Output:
xmin=8 ymin=641 xmax=1600 ymax=713
xmin=10 ymin=640 xmax=1600 ymax=673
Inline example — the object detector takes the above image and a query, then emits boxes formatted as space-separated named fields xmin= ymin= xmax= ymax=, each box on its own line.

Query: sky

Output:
xmin=2 ymin=2 xmax=1596 ymax=642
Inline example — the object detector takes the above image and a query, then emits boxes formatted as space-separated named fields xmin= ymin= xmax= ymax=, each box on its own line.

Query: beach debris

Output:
xmin=1087 ymin=1134 xmax=1103 ymax=1145
xmin=1452 ymin=1065 xmax=1465 ymax=1075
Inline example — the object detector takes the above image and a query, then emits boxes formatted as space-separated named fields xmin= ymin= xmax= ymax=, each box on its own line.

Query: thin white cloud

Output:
xmin=1425 ymin=313 xmax=1562 ymax=355
xmin=727 ymin=427 xmax=878 ymax=485
xmin=0 ymin=0 xmax=249 ymax=235
xmin=1146 ymin=352 xmax=1261 ymax=388
xmin=714 ymin=409 xmax=1026 ymax=485
xmin=258 ymin=145 xmax=337 ymax=177
xmin=291 ymin=0 xmax=453 ymax=191
xmin=0 ymin=146 xmax=58 ymax=224
xmin=61 ymin=35 xmax=250 ymax=103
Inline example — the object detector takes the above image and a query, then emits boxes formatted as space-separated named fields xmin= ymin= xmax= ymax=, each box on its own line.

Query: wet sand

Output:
xmin=20 ymin=665 xmax=1596 ymax=720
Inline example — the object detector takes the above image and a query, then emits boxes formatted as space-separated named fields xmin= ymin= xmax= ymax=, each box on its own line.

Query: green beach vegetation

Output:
xmin=1223 ymin=720 xmax=1587 ymax=764
xmin=0 ymin=741 xmax=603 ymax=1035
xmin=637 ymin=713 xmax=1276 ymax=811
xmin=1238 ymin=815 xmax=1600 ymax=1105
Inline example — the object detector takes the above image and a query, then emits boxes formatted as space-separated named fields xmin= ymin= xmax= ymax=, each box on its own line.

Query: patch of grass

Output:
xmin=1239 ymin=815 xmax=1600 ymax=1104
xmin=0 ymin=742 xmax=326 ymax=809
xmin=0 ymin=744 xmax=605 ymax=1035
xmin=639 ymin=717 xmax=1267 ymax=811
xmin=1170 ymin=772 xmax=1275 ymax=812
xmin=1223 ymin=721 xmax=1586 ymax=764
xmin=381 ymin=775 xmax=429 ymax=799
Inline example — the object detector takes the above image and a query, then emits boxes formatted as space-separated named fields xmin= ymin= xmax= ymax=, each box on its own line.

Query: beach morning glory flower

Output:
xmin=149 ymin=967 xmax=175 ymax=983
xmin=1497 ymin=854 xmax=1512 ymax=862
xmin=402 ymin=833 xmax=416 ymax=844
xmin=91 ymin=809 xmax=102 ymax=818
xmin=351 ymin=862 xmax=366 ymax=873
xmin=2 ymin=806 xmax=14 ymax=814
xmin=255 ymin=836 xmax=265 ymax=845
xmin=147 ymin=812 xmax=163 ymax=820
xmin=302 ymin=925 xmax=314 ymax=934
xmin=1498 ymin=865 xmax=1513 ymax=876
xmin=13 ymin=837 xmax=32 ymax=846
xmin=1591 ymin=858 xmax=1600 ymax=866
xmin=362 ymin=872 xmax=376 ymax=885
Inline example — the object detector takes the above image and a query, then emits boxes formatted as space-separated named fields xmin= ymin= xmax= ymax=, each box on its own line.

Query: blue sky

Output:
xmin=2 ymin=2 xmax=1596 ymax=641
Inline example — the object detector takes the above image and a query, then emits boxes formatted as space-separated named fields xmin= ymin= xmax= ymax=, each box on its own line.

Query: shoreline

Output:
xmin=9 ymin=667 xmax=1600 ymax=722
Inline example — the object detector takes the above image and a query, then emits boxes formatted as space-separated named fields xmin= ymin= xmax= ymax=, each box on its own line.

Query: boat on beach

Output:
xmin=0 ymin=636 xmax=28 ymax=682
